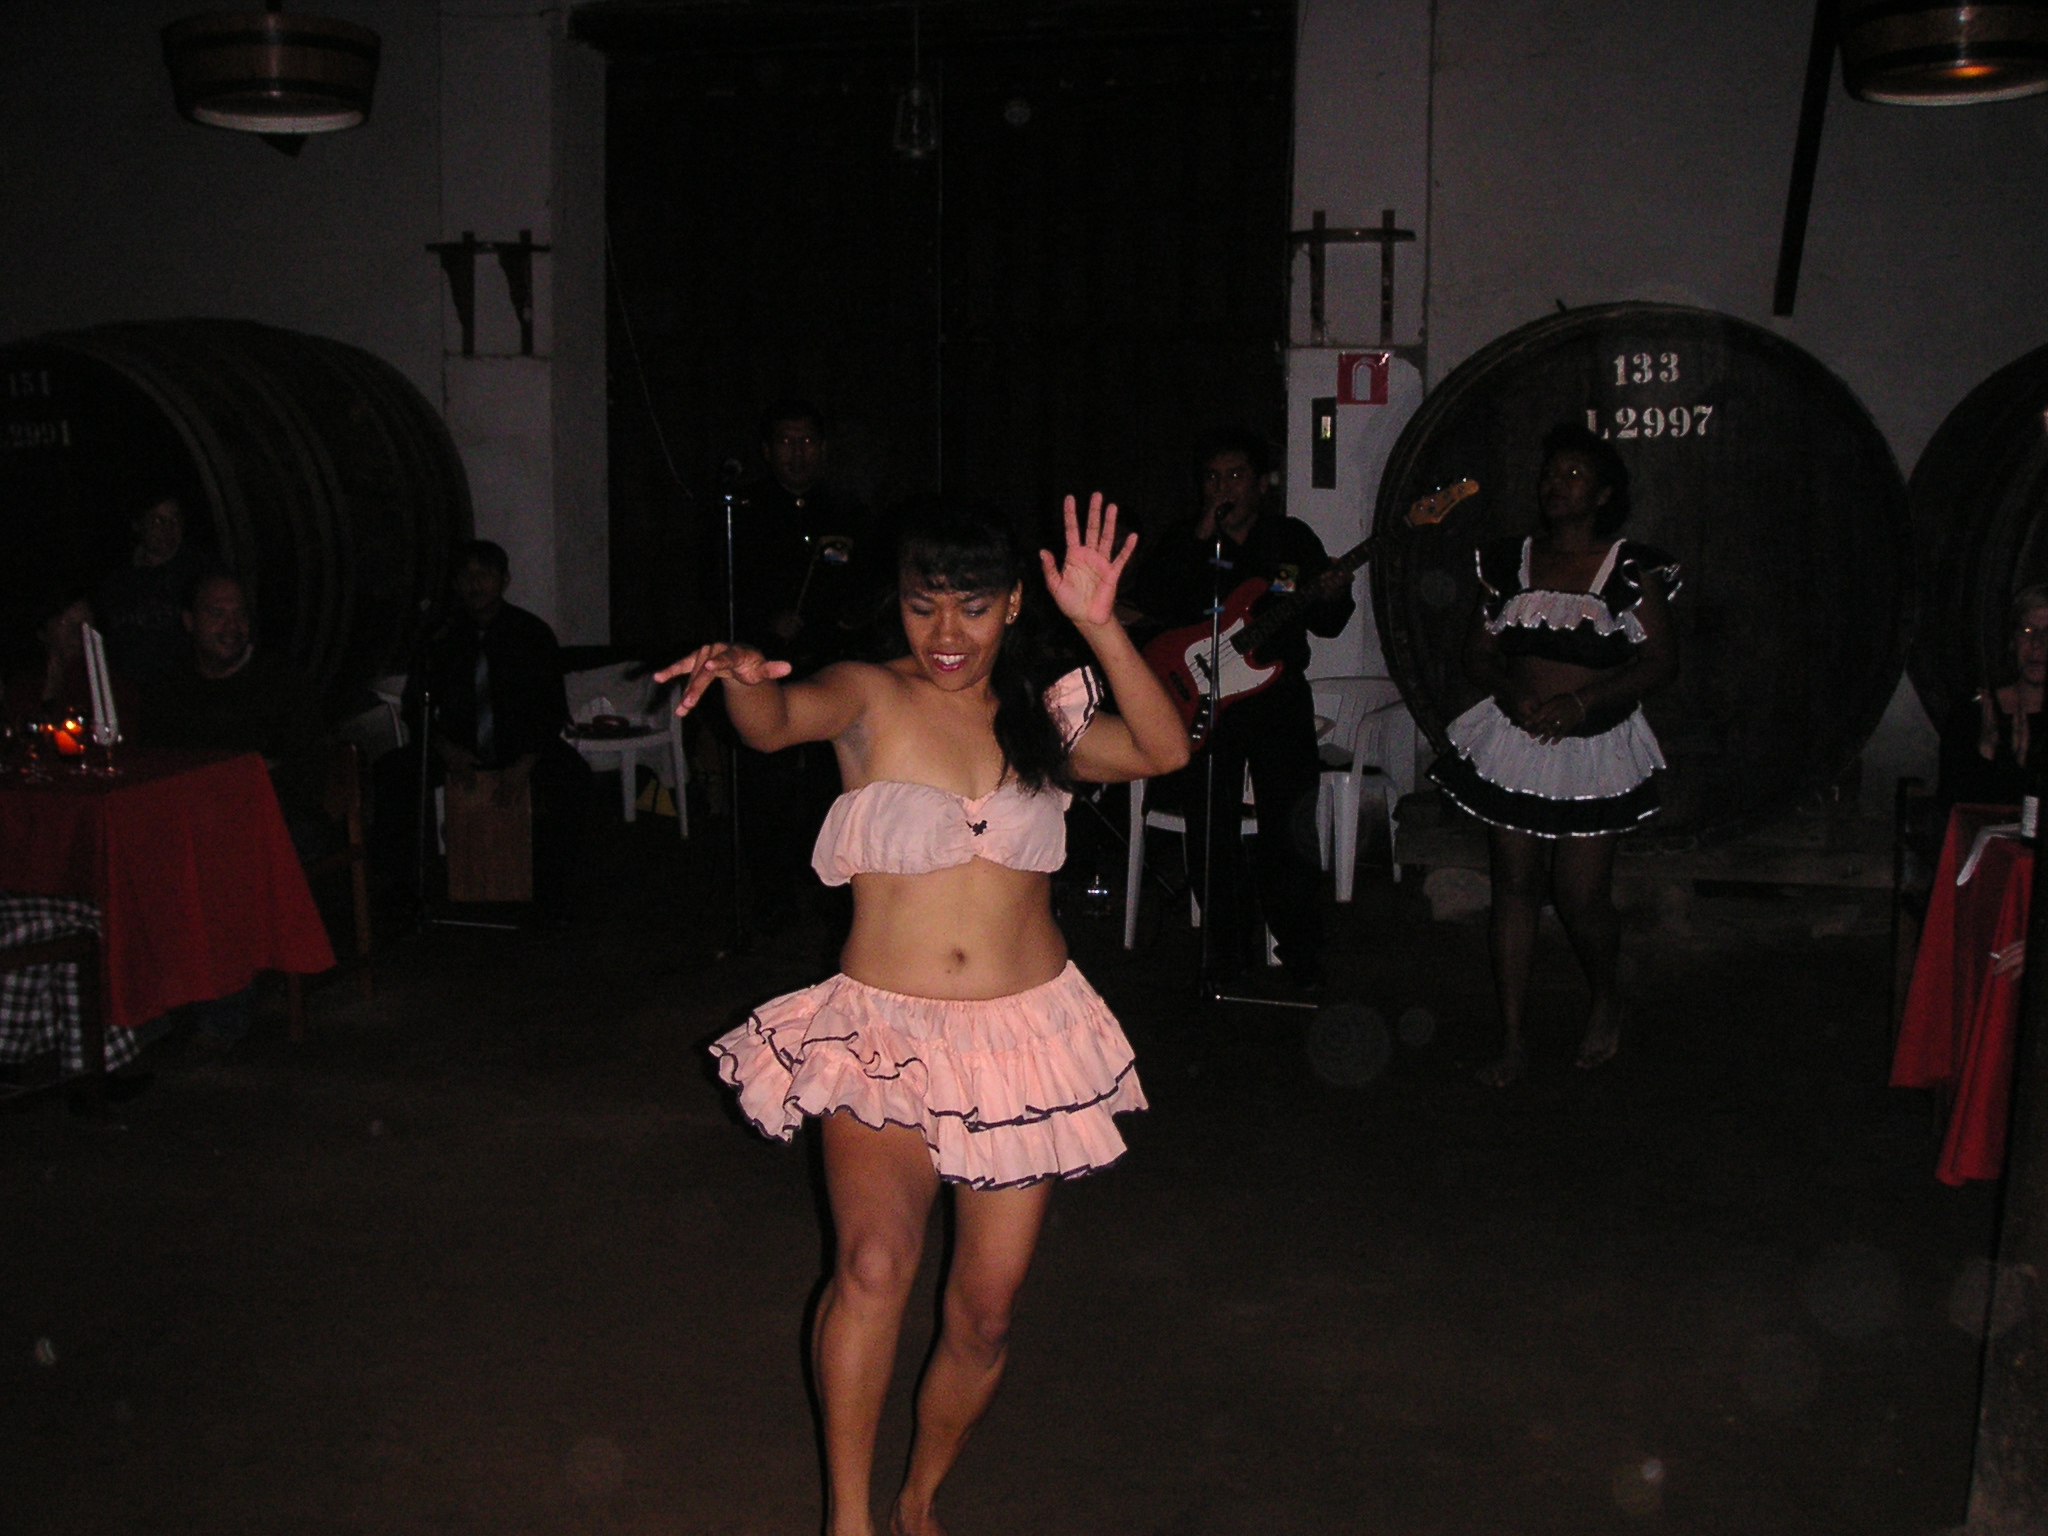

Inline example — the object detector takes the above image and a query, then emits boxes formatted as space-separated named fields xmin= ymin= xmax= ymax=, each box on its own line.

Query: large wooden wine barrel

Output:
xmin=1906 ymin=341 xmax=2048 ymax=732
xmin=1372 ymin=303 xmax=1909 ymax=841
xmin=0 ymin=320 xmax=469 ymax=707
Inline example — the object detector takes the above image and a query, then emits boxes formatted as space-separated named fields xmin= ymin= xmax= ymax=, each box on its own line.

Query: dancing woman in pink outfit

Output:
xmin=659 ymin=494 xmax=1188 ymax=1536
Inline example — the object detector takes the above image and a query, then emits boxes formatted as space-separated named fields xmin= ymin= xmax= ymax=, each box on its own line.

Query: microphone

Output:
xmin=418 ymin=594 xmax=454 ymax=645
xmin=719 ymin=457 xmax=747 ymax=488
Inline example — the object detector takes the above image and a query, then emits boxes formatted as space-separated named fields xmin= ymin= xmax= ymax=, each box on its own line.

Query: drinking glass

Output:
xmin=88 ymin=724 xmax=122 ymax=778
xmin=20 ymin=719 xmax=53 ymax=783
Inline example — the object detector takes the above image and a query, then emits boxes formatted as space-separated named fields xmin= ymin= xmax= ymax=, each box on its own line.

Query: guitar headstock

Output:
xmin=1404 ymin=478 xmax=1479 ymax=528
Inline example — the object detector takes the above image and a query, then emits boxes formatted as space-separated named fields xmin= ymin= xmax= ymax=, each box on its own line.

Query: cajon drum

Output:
xmin=444 ymin=770 xmax=533 ymax=902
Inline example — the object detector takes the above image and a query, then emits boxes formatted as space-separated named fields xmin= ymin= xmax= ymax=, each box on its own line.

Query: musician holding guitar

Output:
xmin=728 ymin=400 xmax=881 ymax=934
xmin=1127 ymin=429 xmax=1354 ymax=990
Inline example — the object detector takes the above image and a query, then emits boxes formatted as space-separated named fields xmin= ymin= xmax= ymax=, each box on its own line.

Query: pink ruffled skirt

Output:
xmin=711 ymin=962 xmax=1147 ymax=1190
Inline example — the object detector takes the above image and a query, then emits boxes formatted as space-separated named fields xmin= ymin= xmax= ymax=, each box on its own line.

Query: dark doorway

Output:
xmin=587 ymin=2 xmax=1295 ymax=654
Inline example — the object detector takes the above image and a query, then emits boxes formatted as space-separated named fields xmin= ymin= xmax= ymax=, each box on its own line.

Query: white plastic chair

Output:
xmin=1309 ymin=676 xmax=1416 ymax=898
xmin=563 ymin=664 xmax=690 ymax=840
xmin=337 ymin=694 xmax=405 ymax=765
xmin=1122 ymin=771 xmax=1272 ymax=961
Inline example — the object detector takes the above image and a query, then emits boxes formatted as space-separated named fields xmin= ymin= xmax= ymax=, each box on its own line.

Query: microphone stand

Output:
xmin=723 ymin=479 xmax=747 ymax=956
xmin=1198 ymin=521 xmax=1319 ymax=1013
xmin=412 ymin=684 xmax=435 ymax=929
xmin=1197 ymin=531 xmax=1226 ymax=999
xmin=412 ymin=649 xmax=519 ymax=933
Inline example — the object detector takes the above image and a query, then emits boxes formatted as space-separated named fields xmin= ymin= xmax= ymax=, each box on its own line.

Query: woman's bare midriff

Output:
xmin=1506 ymin=654 xmax=1615 ymax=707
xmin=839 ymin=860 xmax=1069 ymax=1001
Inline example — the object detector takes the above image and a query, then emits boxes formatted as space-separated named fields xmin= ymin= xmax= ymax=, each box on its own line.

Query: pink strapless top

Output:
xmin=810 ymin=667 xmax=1103 ymax=886
xmin=811 ymin=778 xmax=1073 ymax=884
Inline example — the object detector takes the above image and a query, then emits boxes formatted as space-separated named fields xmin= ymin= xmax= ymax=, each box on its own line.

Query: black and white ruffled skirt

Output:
xmin=1429 ymin=698 xmax=1664 ymax=838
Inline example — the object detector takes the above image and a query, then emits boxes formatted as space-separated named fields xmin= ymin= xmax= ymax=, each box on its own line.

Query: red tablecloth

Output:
xmin=1893 ymin=803 xmax=2029 ymax=1185
xmin=0 ymin=749 xmax=334 ymax=1030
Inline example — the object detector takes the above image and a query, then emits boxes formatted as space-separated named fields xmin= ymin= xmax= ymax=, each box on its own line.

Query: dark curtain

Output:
xmin=596 ymin=3 xmax=1294 ymax=654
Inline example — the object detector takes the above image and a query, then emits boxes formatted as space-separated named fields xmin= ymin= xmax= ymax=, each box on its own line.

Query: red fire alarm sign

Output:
xmin=1337 ymin=351 xmax=1390 ymax=405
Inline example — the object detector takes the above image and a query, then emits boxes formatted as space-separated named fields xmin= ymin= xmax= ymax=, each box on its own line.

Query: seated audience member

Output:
xmin=1939 ymin=583 xmax=2048 ymax=813
xmin=95 ymin=493 xmax=210 ymax=685
xmin=142 ymin=570 xmax=327 ymax=856
xmin=4 ymin=590 xmax=141 ymax=728
xmin=136 ymin=570 xmax=328 ymax=1058
xmin=391 ymin=539 xmax=589 ymax=917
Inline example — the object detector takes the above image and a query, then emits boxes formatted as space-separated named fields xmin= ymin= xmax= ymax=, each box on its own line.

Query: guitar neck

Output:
xmin=1233 ymin=531 xmax=1378 ymax=655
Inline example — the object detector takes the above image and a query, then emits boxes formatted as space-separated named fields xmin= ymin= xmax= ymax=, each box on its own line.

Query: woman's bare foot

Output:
xmin=890 ymin=1498 xmax=946 ymax=1536
xmin=1575 ymin=999 xmax=1622 ymax=1069
xmin=1476 ymin=1043 xmax=1526 ymax=1087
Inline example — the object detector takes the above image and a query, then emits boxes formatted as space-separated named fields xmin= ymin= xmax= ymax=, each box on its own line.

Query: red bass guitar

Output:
xmin=1141 ymin=479 xmax=1477 ymax=747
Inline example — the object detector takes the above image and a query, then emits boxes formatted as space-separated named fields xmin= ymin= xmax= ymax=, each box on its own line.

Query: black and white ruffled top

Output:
xmin=1476 ymin=537 xmax=1681 ymax=670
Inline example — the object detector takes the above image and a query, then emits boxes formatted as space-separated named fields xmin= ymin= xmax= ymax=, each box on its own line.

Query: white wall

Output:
xmin=11 ymin=0 xmax=2038 ymax=686
xmin=0 ymin=1 xmax=443 ymax=397
xmin=1292 ymin=0 xmax=2048 ymax=800
xmin=0 ymin=0 xmax=609 ymax=643
xmin=552 ymin=26 xmax=609 ymax=643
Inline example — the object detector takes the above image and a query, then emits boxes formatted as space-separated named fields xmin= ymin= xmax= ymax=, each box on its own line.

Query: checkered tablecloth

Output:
xmin=0 ymin=893 xmax=138 ymax=1075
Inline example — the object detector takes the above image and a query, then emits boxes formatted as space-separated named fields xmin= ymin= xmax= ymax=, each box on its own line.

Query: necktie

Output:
xmin=474 ymin=649 xmax=495 ymax=763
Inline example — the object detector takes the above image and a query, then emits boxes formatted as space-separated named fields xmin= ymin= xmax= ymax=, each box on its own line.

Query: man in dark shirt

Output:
xmin=139 ymin=570 xmax=327 ymax=1053
xmin=143 ymin=571 xmax=326 ymax=845
xmin=95 ymin=493 xmax=211 ymax=685
xmin=726 ymin=401 xmax=878 ymax=934
xmin=1131 ymin=430 xmax=1355 ymax=988
xmin=732 ymin=400 xmax=879 ymax=674
xmin=406 ymin=540 xmax=589 ymax=916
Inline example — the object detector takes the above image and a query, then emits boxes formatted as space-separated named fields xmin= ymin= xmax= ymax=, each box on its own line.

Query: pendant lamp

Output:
xmin=1777 ymin=0 xmax=2048 ymax=313
xmin=892 ymin=3 xmax=938 ymax=160
xmin=1840 ymin=0 xmax=2048 ymax=105
xmin=163 ymin=4 xmax=380 ymax=139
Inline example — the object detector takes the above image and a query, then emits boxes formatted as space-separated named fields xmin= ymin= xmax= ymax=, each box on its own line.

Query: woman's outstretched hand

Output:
xmin=655 ymin=642 xmax=791 ymax=715
xmin=1041 ymin=492 xmax=1137 ymax=630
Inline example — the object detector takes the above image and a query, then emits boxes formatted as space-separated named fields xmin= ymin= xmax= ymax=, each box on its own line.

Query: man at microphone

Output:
xmin=730 ymin=400 xmax=875 ymax=675
xmin=377 ymin=541 xmax=590 ymax=922
xmin=723 ymin=400 xmax=877 ymax=937
xmin=1128 ymin=429 xmax=1353 ymax=991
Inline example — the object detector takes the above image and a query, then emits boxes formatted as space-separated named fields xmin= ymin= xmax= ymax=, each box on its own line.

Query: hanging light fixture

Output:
xmin=1840 ymin=0 xmax=2048 ymax=105
xmin=892 ymin=3 xmax=939 ymax=161
xmin=163 ymin=4 xmax=381 ymax=139
xmin=1778 ymin=0 xmax=2048 ymax=313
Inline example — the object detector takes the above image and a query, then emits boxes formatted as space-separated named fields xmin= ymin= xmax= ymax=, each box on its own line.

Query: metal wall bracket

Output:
xmin=426 ymin=229 xmax=553 ymax=356
xmin=1288 ymin=208 xmax=1416 ymax=348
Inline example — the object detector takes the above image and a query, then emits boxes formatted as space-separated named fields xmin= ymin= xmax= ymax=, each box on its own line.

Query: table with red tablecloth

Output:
xmin=1893 ymin=802 xmax=2030 ymax=1186
xmin=0 ymin=749 xmax=334 ymax=1031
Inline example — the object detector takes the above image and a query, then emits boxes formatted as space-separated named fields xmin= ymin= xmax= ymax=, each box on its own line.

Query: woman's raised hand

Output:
xmin=1041 ymin=492 xmax=1137 ymax=630
xmin=655 ymin=642 xmax=791 ymax=715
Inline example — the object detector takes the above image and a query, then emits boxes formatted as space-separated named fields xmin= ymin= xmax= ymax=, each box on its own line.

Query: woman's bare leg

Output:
xmin=1551 ymin=833 xmax=1623 ymax=1066
xmin=1482 ymin=826 xmax=1548 ymax=1085
xmin=814 ymin=1113 xmax=942 ymax=1536
xmin=891 ymin=1179 xmax=1053 ymax=1536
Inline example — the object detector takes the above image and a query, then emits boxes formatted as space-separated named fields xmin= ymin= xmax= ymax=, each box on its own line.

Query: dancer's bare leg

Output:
xmin=1552 ymin=833 xmax=1623 ymax=1067
xmin=891 ymin=1179 xmax=1053 ymax=1536
xmin=815 ymin=1113 xmax=941 ymax=1536
xmin=1482 ymin=826 xmax=1547 ymax=1085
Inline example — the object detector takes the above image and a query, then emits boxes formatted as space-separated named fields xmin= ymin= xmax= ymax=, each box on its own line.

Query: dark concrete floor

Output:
xmin=2 ymin=794 xmax=2003 ymax=1535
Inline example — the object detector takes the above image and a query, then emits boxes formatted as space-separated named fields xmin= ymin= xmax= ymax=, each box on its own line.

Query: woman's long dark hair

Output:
xmin=891 ymin=498 xmax=1070 ymax=792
